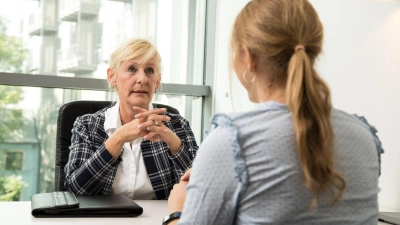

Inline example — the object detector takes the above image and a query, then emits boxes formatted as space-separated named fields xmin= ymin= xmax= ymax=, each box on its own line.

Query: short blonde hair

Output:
xmin=109 ymin=38 xmax=162 ymax=77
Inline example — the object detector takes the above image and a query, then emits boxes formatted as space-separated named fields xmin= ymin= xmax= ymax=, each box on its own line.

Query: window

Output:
xmin=4 ymin=152 xmax=23 ymax=171
xmin=0 ymin=0 xmax=210 ymax=200
xmin=6 ymin=0 xmax=206 ymax=85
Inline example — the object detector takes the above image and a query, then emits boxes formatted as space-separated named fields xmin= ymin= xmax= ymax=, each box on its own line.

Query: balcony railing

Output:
xmin=57 ymin=44 xmax=97 ymax=74
xmin=26 ymin=51 xmax=40 ymax=73
xmin=59 ymin=0 xmax=99 ymax=22
xmin=28 ymin=11 xmax=57 ymax=36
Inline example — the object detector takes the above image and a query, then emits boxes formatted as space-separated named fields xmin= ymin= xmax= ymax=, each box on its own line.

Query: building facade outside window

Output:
xmin=0 ymin=0 xmax=209 ymax=200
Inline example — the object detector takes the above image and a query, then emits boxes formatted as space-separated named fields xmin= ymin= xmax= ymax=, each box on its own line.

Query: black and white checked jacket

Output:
xmin=64 ymin=107 xmax=198 ymax=200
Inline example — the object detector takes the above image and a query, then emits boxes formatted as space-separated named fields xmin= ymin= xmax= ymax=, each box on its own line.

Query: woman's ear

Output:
xmin=243 ymin=47 xmax=257 ymax=72
xmin=107 ymin=68 xmax=116 ymax=87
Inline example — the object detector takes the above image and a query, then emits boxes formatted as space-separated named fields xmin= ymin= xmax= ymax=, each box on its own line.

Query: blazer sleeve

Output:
xmin=64 ymin=115 xmax=121 ymax=195
xmin=167 ymin=113 xmax=199 ymax=177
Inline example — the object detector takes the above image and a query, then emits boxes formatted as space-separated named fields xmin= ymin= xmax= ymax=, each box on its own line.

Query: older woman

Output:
xmin=166 ymin=0 xmax=382 ymax=224
xmin=64 ymin=38 xmax=198 ymax=200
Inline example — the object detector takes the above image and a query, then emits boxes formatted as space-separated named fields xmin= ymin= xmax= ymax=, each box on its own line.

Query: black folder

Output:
xmin=31 ymin=191 xmax=143 ymax=217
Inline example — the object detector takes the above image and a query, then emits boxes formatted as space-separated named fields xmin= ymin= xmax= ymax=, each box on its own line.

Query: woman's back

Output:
xmin=178 ymin=101 xmax=379 ymax=225
xmin=229 ymin=101 xmax=379 ymax=224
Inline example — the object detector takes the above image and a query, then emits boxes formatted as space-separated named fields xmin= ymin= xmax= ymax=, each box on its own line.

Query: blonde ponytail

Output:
xmin=287 ymin=48 xmax=345 ymax=207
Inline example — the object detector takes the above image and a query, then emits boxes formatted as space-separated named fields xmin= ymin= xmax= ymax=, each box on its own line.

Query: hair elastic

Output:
xmin=295 ymin=45 xmax=305 ymax=51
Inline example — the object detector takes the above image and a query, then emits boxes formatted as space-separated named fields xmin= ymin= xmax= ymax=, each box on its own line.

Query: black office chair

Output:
xmin=55 ymin=100 xmax=179 ymax=191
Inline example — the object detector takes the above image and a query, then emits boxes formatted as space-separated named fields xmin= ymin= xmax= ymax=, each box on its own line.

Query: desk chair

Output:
xmin=55 ymin=100 xmax=179 ymax=191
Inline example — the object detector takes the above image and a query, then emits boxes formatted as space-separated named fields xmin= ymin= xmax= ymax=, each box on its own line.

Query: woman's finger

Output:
xmin=145 ymin=134 xmax=161 ymax=142
xmin=144 ymin=131 xmax=160 ymax=141
xmin=143 ymin=125 xmax=168 ymax=140
xmin=139 ymin=124 xmax=176 ymax=147
xmin=137 ymin=116 xmax=170 ymax=129
xmin=147 ymin=114 xmax=170 ymax=123
xmin=180 ymin=168 xmax=192 ymax=181
xmin=135 ymin=108 xmax=167 ymax=119
xmin=144 ymin=125 xmax=162 ymax=134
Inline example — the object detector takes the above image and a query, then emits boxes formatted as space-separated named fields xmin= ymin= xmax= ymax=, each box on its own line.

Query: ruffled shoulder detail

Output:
xmin=211 ymin=114 xmax=248 ymax=195
xmin=354 ymin=115 xmax=384 ymax=175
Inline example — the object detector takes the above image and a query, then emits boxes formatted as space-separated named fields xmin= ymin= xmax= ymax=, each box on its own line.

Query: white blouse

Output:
xmin=104 ymin=101 xmax=156 ymax=200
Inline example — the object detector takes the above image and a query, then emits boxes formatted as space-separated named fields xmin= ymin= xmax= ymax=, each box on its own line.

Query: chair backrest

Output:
xmin=55 ymin=100 xmax=179 ymax=191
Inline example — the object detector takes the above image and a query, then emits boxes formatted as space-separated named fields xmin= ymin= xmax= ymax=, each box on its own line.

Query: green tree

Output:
xmin=0 ymin=175 xmax=27 ymax=201
xmin=0 ymin=16 xmax=25 ymax=142
xmin=0 ymin=16 xmax=27 ymax=201
xmin=0 ymin=16 xmax=27 ymax=72
xmin=0 ymin=86 xmax=23 ymax=142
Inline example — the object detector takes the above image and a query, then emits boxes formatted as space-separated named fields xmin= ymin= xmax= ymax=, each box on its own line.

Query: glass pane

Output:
xmin=5 ymin=152 xmax=24 ymax=170
xmin=0 ymin=0 xmax=206 ymax=85
xmin=0 ymin=84 xmax=202 ymax=201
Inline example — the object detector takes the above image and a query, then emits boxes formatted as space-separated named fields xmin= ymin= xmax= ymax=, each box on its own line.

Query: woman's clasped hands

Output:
xmin=128 ymin=106 xmax=182 ymax=154
xmin=135 ymin=107 xmax=170 ymax=142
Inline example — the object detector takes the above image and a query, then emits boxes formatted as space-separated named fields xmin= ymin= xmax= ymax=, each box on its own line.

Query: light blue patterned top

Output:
xmin=178 ymin=101 xmax=382 ymax=225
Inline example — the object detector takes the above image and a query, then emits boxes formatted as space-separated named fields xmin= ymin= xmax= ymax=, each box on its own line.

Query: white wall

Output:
xmin=212 ymin=0 xmax=255 ymax=115
xmin=212 ymin=0 xmax=400 ymax=211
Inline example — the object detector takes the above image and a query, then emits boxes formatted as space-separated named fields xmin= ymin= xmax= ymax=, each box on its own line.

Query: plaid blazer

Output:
xmin=64 ymin=107 xmax=198 ymax=200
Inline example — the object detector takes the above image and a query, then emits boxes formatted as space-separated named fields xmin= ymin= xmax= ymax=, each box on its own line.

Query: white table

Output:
xmin=0 ymin=200 xmax=391 ymax=225
xmin=0 ymin=200 xmax=168 ymax=225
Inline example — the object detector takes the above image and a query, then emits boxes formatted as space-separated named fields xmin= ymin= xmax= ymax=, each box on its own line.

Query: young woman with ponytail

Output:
xmin=165 ymin=0 xmax=383 ymax=224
